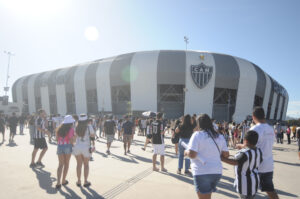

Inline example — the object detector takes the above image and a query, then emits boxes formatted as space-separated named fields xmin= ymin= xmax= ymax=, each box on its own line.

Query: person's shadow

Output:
xmin=58 ymin=186 xmax=81 ymax=199
xmin=80 ymin=186 xmax=104 ymax=199
xmin=6 ymin=142 xmax=18 ymax=147
xmin=32 ymin=168 xmax=57 ymax=194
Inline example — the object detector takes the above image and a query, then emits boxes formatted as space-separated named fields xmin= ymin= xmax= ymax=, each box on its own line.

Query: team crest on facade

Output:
xmin=191 ymin=63 xmax=213 ymax=88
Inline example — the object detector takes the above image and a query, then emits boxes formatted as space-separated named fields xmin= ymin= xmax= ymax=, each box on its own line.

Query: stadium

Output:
xmin=11 ymin=50 xmax=288 ymax=122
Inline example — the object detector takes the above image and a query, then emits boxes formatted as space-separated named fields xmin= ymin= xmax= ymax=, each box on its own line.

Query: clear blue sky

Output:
xmin=0 ymin=0 xmax=299 ymax=117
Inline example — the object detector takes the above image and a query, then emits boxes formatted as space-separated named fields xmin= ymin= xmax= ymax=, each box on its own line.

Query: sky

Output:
xmin=0 ymin=0 xmax=299 ymax=118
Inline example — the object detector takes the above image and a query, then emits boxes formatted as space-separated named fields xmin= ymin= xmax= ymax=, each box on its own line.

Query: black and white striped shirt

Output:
xmin=34 ymin=117 xmax=46 ymax=139
xmin=234 ymin=147 xmax=263 ymax=196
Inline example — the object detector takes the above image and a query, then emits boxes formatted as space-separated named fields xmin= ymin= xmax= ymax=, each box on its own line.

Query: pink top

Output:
xmin=58 ymin=128 xmax=74 ymax=145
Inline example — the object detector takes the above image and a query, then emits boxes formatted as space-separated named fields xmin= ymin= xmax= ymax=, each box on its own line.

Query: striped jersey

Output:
xmin=234 ymin=147 xmax=263 ymax=196
xmin=34 ymin=117 xmax=46 ymax=139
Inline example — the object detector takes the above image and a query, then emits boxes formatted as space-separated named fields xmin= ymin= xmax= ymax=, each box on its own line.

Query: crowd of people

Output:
xmin=0 ymin=106 xmax=299 ymax=199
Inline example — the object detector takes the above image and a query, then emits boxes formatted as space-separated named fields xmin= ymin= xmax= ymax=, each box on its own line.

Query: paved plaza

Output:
xmin=0 ymin=128 xmax=299 ymax=199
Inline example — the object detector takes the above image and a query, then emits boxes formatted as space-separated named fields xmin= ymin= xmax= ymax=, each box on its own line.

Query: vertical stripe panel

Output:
xmin=185 ymin=52 xmax=216 ymax=116
xmin=232 ymin=58 xmax=257 ymax=122
xmin=262 ymin=73 xmax=271 ymax=113
xmin=276 ymin=96 xmax=283 ymax=120
xmin=16 ymin=77 xmax=26 ymax=108
xmin=130 ymin=51 xmax=159 ymax=112
xmin=56 ymin=68 xmax=69 ymax=115
xmin=74 ymin=64 xmax=90 ymax=114
xmin=270 ymin=93 xmax=278 ymax=119
xmin=96 ymin=57 xmax=116 ymax=112
xmin=27 ymin=74 xmax=40 ymax=113
xmin=282 ymin=95 xmax=289 ymax=120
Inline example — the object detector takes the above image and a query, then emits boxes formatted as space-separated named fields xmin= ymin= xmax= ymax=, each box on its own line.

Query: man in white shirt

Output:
xmin=238 ymin=107 xmax=278 ymax=199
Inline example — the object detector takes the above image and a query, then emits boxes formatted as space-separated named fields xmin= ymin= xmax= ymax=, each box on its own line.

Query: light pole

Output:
xmin=3 ymin=51 xmax=15 ymax=96
xmin=184 ymin=36 xmax=189 ymax=51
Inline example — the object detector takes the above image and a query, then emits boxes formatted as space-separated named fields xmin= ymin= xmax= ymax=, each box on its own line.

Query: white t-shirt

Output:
xmin=188 ymin=131 xmax=228 ymax=176
xmin=250 ymin=123 xmax=275 ymax=173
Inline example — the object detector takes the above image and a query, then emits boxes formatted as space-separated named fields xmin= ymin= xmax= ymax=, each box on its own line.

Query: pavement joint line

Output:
xmin=102 ymin=155 xmax=175 ymax=199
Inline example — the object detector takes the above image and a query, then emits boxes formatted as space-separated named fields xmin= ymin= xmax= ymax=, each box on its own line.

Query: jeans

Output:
xmin=193 ymin=174 xmax=221 ymax=194
xmin=178 ymin=138 xmax=190 ymax=172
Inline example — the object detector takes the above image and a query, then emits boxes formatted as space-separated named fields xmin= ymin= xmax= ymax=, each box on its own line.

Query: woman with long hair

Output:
xmin=171 ymin=119 xmax=181 ymax=156
xmin=175 ymin=114 xmax=196 ymax=175
xmin=72 ymin=114 xmax=95 ymax=187
xmin=185 ymin=114 xmax=229 ymax=199
xmin=55 ymin=115 xmax=75 ymax=189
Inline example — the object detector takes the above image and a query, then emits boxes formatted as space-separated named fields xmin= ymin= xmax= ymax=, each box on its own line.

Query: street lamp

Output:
xmin=3 ymin=51 xmax=15 ymax=96
xmin=184 ymin=36 xmax=189 ymax=51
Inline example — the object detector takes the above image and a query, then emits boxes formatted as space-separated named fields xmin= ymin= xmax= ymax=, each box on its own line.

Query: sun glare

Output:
xmin=84 ymin=26 xmax=99 ymax=41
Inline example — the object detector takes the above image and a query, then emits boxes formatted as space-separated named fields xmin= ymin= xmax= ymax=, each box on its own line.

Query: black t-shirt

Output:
xmin=122 ymin=121 xmax=134 ymax=135
xmin=0 ymin=117 xmax=5 ymax=129
xmin=47 ymin=120 xmax=53 ymax=130
xmin=8 ymin=116 xmax=18 ymax=127
xmin=151 ymin=120 xmax=164 ymax=144
xmin=178 ymin=123 xmax=195 ymax=139
xmin=297 ymin=128 xmax=300 ymax=139
xmin=19 ymin=116 xmax=25 ymax=124
xmin=104 ymin=120 xmax=116 ymax=135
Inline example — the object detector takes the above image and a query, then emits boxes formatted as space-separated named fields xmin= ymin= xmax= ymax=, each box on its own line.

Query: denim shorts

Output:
xmin=193 ymin=174 xmax=221 ymax=194
xmin=259 ymin=172 xmax=275 ymax=192
xmin=57 ymin=144 xmax=73 ymax=155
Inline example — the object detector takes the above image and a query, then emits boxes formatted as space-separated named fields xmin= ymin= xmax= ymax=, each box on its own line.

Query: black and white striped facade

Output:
xmin=11 ymin=50 xmax=288 ymax=122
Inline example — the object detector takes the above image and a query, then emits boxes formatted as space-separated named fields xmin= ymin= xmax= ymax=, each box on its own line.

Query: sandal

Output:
xmin=76 ymin=182 xmax=81 ymax=187
xmin=55 ymin=184 xmax=61 ymax=189
xmin=83 ymin=182 xmax=91 ymax=187
xmin=62 ymin=180 xmax=69 ymax=186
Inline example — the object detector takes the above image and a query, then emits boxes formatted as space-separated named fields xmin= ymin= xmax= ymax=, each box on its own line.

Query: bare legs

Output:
xmin=56 ymin=154 xmax=71 ymax=186
xmin=75 ymin=155 xmax=90 ymax=185
xmin=152 ymin=154 xmax=166 ymax=171
xmin=31 ymin=147 xmax=48 ymax=164
xmin=197 ymin=192 xmax=211 ymax=199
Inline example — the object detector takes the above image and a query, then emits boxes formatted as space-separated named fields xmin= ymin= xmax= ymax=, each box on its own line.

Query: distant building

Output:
xmin=12 ymin=50 xmax=288 ymax=122
xmin=0 ymin=96 xmax=21 ymax=115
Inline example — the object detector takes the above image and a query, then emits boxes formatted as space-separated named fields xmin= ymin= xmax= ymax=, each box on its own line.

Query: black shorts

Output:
xmin=259 ymin=172 xmax=275 ymax=192
xmin=34 ymin=138 xmax=48 ymax=149
xmin=146 ymin=134 xmax=152 ymax=139
xmin=10 ymin=126 xmax=17 ymax=134
xmin=298 ymin=140 xmax=300 ymax=152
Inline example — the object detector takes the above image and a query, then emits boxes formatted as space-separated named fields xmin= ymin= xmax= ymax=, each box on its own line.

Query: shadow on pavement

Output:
xmin=32 ymin=168 xmax=57 ymax=194
xmin=274 ymin=160 xmax=300 ymax=167
xmin=80 ymin=186 xmax=105 ymax=199
xmin=110 ymin=152 xmax=139 ymax=164
xmin=277 ymin=189 xmax=298 ymax=197
xmin=58 ymin=186 xmax=81 ymax=199
xmin=95 ymin=150 xmax=108 ymax=158
xmin=6 ymin=142 xmax=18 ymax=147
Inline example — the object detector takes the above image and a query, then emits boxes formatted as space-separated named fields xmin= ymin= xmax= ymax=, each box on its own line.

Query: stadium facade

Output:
xmin=12 ymin=50 xmax=288 ymax=122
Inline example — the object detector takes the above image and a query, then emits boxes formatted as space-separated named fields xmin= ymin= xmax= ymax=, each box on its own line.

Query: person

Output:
xmin=297 ymin=127 xmax=300 ymax=160
xmin=19 ymin=114 xmax=26 ymax=135
xmin=175 ymin=114 xmax=195 ymax=175
xmin=238 ymin=107 xmax=279 ymax=199
xmin=73 ymin=114 xmax=95 ymax=187
xmin=171 ymin=119 xmax=181 ymax=156
xmin=117 ymin=119 xmax=123 ymax=140
xmin=274 ymin=123 xmax=282 ymax=144
xmin=47 ymin=115 xmax=55 ymax=143
xmin=150 ymin=112 xmax=167 ymax=172
xmin=55 ymin=115 xmax=75 ymax=189
xmin=140 ymin=118 xmax=147 ymax=136
xmin=141 ymin=118 xmax=153 ymax=151
xmin=30 ymin=109 xmax=49 ymax=168
xmin=291 ymin=125 xmax=297 ymax=140
xmin=185 ymin=114 xmax=229 ymax=199
xmin=28 ymin=114 xmax=36 ymax=144
xmin=0 ymin=114 xmax=5 ymax=143
xmin=286 ymin=126 xmax=291 ymax=144
xmin=8 ymin=112 xmax=18 ymax=143
xmin=221 ymin=130 xmax=263 ymax=199
xmin=122 ymin=115 xmax=134 ymax=155
xmin=104 ymin=115 xmax=116 ymax=154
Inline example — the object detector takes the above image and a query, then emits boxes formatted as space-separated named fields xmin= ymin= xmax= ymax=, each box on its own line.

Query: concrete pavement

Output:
xmin=0 ymin=128 xmax=299 ymax=199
